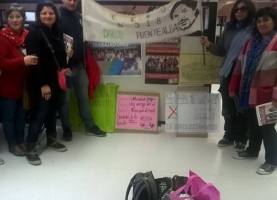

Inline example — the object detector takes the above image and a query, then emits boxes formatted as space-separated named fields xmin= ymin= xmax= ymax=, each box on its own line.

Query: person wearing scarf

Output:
xmin=24 ymin=1 xmax=68 ymax=166
xmin=229 ymin=7 xmax=277 ymax=175
xmin=0 ymin=3 xmax=38 ymax=159
xmin=200 ymin=0 xmax=256 ymax=151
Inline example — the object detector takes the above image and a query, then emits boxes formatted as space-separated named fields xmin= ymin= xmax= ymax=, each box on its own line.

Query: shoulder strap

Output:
xmin=125 ymin=173 xmax=137 ymax=200
xmin=38 ymin=27 xmax=62 ymax=71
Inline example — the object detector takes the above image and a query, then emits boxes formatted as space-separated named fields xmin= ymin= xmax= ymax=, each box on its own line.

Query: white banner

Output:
xmin=165 ymin=92 xmax=221 ymax=133
xmin=83 ymin=0 xmax=201 ymax=43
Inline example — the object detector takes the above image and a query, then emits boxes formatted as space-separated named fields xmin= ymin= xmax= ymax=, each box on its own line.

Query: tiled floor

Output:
xmin=0 ymin=128 xmax=277 ymax=200
xmin=1 ymin=85 xmax=277 ymax=200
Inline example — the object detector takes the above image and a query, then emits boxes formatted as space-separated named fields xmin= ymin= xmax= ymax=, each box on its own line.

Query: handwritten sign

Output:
xmin=115 ymin=92 xmax=159 ymax=132
xmin=165 ymin=92 xmax=221 ymax=133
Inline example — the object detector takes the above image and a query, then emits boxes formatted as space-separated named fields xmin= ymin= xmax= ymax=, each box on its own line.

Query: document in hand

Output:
xmin=63 ymin=33 xmax=73 ymax=63
xmin=256 ymin=102 xmax=277 ymax=126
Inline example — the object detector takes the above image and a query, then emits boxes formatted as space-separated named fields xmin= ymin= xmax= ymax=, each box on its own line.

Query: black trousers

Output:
xmin=219 ymin=72 xmax=248 ymax=144
xmin=246 ymin=108 xmax=277 ymax=165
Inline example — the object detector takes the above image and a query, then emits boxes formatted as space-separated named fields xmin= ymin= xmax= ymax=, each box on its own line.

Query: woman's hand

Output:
xmin=272 ymin=101 xmax=277 ymax=108
xmin=200 ymin=36 xmax=211 ymax=48
xmin=67 ymin=49 xmax=74 ymax=58
xmin=41 ymin=85 xmax=51 ymax=100
xmin=229 ymin=93 xmax=235 ymax=98
xmin=24 ymin=55 xmax=38 ymax=66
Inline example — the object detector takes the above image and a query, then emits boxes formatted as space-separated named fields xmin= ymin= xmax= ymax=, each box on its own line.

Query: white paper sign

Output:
xmin=165 ymin=92 xmax=221 ymax=133
xmin=165 ymin=92 xmax=178 ymax=132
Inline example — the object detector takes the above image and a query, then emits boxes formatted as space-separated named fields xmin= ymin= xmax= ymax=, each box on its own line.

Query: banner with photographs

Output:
xmin=88 ymin=42 xmax=142 ymax=76
xmin=83 ymin=0 xmax=201 ymax=43
xmin=145 ymin=38 xmax=180 ymax=84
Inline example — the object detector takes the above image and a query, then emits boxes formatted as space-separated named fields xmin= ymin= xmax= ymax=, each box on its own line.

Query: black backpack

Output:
xmin=125 ymin=171 xmax=172 ymax=200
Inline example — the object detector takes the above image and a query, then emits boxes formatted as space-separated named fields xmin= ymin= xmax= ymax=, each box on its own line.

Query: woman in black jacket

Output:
xmin=25 ymin=1 xmax=68 ymax=165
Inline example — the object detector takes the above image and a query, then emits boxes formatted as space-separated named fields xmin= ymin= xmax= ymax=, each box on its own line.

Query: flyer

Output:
xmin=145 ymin=38 xmax=180 ymax=84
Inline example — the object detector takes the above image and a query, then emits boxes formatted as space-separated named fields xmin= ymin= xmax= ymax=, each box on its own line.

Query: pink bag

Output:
xmin=57 ymin=68 xmax=72 ymax=91
xmin=169 ymin=171 xmax=220 ymax=200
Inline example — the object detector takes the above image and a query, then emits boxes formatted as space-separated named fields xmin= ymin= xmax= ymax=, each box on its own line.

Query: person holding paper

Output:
xmin=58 ymin=0 xmax=106 ymax=141
xmin=229 ymin=7 xmax=277 ymax=175
xmin=200 ymin=0 xmax=256 ymax=152
xmin=0 ymin=3 xmax=38 ymax=158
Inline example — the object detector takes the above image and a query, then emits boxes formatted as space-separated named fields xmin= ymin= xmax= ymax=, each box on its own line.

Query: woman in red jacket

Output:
xmin=0 ymin=3 xmax=38 ymax=157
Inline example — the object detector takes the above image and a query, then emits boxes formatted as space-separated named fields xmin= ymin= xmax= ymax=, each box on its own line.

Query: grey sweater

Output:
xmin=208 ymin=24 xmax=253 ymax=76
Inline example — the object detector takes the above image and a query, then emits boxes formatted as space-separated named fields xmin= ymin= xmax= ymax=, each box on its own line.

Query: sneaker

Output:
xmin=63 ymin=127 xmax=73 ymax=142
xmin=218 ymin=138 xmax=233 ymax=147
xmin=26 ymin=142 xmax=41 ymax=166
xmin=0 ymin=158 xmax=4 ymax=165
xmin=47 ymin=137 xmax=67 ymax=152
xmin=232 ymin=150 xmax=258 ymax=160
xmin=9 ymin=145 xmax=25 ymax=157
xmin=256 ymin=163 xmax=277 ymax=175
xmin=26 ymin=152 xmax=41 ymax=166
xmin=234 ymin=143 xmax=246 ymax=152
xmin=86 ymin=125 xmax=107 ymax=137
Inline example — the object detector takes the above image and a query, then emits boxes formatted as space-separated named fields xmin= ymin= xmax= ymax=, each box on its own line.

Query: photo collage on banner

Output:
xmin=145 ymin=38 xmax=180 ymax=85
xmin=89 ymin=42 xmax=142 ymax=76
xmin=86 ymin=4 xmax=148 ymax=77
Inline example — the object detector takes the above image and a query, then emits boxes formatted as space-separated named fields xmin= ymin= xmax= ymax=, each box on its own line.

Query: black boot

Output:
xmin=47 ymin=136 xmax=67 ymax=152
xmin=26 ymin=142 xmax=41 ymax=166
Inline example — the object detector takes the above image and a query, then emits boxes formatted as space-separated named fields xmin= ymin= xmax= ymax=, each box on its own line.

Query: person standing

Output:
xmin=25 ymin=1 xmax=67 ymax=165
xmin=0 ymin=3 xmax=38 ymax=157
xmin=230 ymin=7 xmax=277 ymax=175
xmin=200 ymin=0 xmax=256 ymax=151
xmin=59 ymin=0 xmax=106 ymax=141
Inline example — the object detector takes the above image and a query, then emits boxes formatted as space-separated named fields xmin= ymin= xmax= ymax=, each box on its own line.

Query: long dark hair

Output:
xmin=230 ymin=0 xmax=256 ymax=24
xmin=35 ymin=1 xmax=60 ymax=31
xmin=252 ymin=7 xmax=277 ymax=35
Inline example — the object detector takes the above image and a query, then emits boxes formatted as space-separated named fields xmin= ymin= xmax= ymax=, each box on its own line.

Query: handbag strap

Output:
xmin=125 ymin=173 xmax=138 ymax=200
xmin=38 ymin=27 xmax=62 ymax=71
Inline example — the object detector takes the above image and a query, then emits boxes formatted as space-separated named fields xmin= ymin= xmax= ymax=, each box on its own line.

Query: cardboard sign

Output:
xmin=115 ymin=91 xmax=159 ymax=132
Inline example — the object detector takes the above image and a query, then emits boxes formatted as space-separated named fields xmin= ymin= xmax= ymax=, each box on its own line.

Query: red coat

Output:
xmin=0 ymin=35 xmax=26 ymax=99
xmin=86 ymin=48 xmax=100 ymax=99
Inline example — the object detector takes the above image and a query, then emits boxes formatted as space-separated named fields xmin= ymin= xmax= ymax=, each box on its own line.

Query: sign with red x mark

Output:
xmin=168 ymin=105 xmax=178 ymax=119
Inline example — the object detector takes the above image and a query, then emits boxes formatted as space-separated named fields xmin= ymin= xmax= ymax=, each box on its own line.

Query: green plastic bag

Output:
xmin=69 ymin=83 xmax=119 ymax=133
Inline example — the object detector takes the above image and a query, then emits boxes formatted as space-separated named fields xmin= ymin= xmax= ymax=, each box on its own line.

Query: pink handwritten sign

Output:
xmin=116 ymin=92 xmax=159 ymax=132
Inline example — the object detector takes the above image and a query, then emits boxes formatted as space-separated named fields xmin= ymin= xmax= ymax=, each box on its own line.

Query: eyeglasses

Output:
xmin=234 ymin=6 xmax=248 ymax=13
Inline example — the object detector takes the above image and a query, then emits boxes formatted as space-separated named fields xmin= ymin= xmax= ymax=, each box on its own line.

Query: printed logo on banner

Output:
xmin=83 ymin=0 xmax=201 ymax=43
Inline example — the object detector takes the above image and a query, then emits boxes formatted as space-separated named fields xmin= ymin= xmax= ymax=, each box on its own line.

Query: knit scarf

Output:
xmin=0 ymin=25 xmax=28 ymax=47
xmin=239 ymin=31 xmax=276 ymax=110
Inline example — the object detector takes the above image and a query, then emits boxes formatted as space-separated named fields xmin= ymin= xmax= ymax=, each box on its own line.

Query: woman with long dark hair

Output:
xmin=25 ymin=1 xmax=67 ymax=165
xmin=200 ymin=0 xmax=256 ymax=151
xmin=230 ymin=7 xmax=277 ymax=175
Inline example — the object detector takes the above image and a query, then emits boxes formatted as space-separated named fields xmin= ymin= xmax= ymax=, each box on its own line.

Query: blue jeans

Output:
xmin=58 ymin=63 xmax=94 ymax=130
xmin=27 ymin=97 xmax=58 ymax=143
xmin=0 ymin=97 xmax=27 ymax=147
